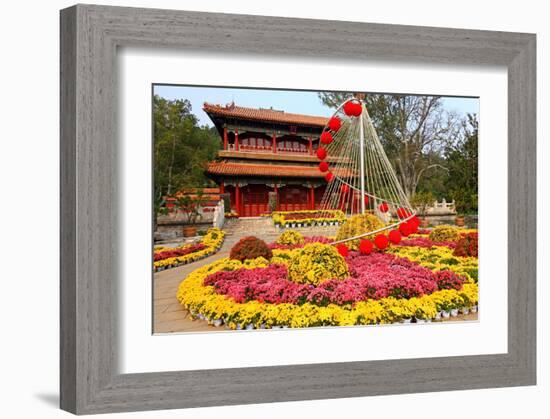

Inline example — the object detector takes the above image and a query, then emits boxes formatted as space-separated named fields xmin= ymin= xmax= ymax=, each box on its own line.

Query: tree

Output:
xmin=153 ymin=95 xmax=220 ymax=225
xmin=318 ymin=93 xmax=460 ymax=198
xmin=411 ymin=190 xmax=435 ymax=217
xmin=444 ymin=113 xmax=478 ymax=215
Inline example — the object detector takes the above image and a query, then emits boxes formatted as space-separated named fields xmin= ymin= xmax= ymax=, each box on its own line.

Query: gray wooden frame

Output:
xmin=60 ymin=4 xmax=536 ymax=415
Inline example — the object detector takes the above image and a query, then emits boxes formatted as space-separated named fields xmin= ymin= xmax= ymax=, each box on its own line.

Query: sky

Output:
xmin=153 ymin=84 xmax=479 ymax=128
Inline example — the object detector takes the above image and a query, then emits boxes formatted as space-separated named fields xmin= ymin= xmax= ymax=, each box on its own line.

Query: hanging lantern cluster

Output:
xmin=343 ymin=99 xmax=363 ymax=117
xmin=317 ymin=116 xmax=343 ymax=182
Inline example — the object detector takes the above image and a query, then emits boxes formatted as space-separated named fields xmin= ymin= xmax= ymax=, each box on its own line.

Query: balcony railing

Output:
xmin=228 ymin=144 xmax=312 ymax=155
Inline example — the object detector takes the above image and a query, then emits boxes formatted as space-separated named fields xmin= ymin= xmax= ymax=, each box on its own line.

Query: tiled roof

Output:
xmin=206 ymin=161 xmax=353 ymax=178
xmin=203 ymin=102 xmax=329 ymax=127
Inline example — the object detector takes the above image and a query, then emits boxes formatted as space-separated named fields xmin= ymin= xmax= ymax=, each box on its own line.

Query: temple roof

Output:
xmin=206 ymin=161 xmax=354 ymax=179
xmin=203 ymin=102 xmax=329 ymax=128
xmin=207 ymin=161 xmax=325 ymax=178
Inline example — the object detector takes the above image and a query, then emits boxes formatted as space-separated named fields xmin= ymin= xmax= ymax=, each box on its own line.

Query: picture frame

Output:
xmin=60 ymin=4 xmax=536 ymax=415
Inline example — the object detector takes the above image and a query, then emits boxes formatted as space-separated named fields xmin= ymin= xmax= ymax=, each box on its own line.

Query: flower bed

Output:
xmin=387 ymin=245 xmax=478 ymax=283
xmin=176 ymin=232 xmax=479 ymax=328
xmin=397 ymin=236 xmax=457 ymax=249
xmin=154 ymin=228 xmax=225 ymax=272
xmin=272 ymin=210 xmax=345 ymax=228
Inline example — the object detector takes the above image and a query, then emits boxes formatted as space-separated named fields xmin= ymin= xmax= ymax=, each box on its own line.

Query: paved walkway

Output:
xmin=153 ymin=218 xmax=477 ymax=333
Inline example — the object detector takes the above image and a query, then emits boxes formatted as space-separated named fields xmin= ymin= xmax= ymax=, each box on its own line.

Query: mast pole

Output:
xmin=359 ymin=101 xmax=366 ymax=214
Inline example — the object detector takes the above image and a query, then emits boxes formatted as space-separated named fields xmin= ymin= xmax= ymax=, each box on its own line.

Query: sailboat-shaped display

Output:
xmin=316 ymin=97 xmax=416 ymax=244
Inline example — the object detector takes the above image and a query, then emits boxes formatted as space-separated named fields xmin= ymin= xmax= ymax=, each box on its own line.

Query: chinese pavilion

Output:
xmin=203 ymin=102 xmax=330 ymax=217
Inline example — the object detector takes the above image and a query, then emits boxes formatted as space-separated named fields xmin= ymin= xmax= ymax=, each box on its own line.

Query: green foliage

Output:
xmin=153 ymin=94 xmax=220 ymax=213
xmin=445 ymin=114 xmax=478 ymax=215
xmin=411 ymin=191 xmax=435 ymax=215
xmin=230 ymin=236 xmax=273 ymax=261
xmin=176 ymin=190 xmax=205 ymax=225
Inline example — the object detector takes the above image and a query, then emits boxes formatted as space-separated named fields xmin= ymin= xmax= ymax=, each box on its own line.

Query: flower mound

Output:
xmin=287 ymin=243 xmax=349 ymax=285
xmin=453 ymin=232 xmax=478 ymax=257
xmin=429 ymin=225 xmax=461 ymax=242
xmin=335 ymin=213 xmax=385 ymax=250
xmin=230 ymin=236 xmax=272 ymax=262
xmin=276 ymin=230 xmax=304 ymax=246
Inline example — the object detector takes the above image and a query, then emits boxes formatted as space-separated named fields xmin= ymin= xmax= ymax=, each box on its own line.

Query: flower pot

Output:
xmin=183 ymin=226 xmax=197 ymax=237
xmin=461 ymin=307 xmax=470 ymax=315
xmin=213 ymin=319 xmax=223 ymax=327
xmin=245 ymin=323 xmax=255 ymax=330
xmin=434 ymin=312 xmax=442 ymax=320
xmin=441 ymin=310 xmax=451 ymax=319
xmin=401 ymin=318 xmax=412 ymax=324
xmin=450 ymin=308 xmax=459 ymax=317
xmin=455 ymin=216 xmax=465 ymax=227
xmin=415 ymin=318 xmax=427 ymax=323
xmin=470 ymin=305 xmax=478 ymax=313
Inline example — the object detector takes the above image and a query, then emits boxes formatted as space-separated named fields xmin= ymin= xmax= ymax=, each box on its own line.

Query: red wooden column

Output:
xmin=308 ymin=136 xmax=313 ymax=155
xmin=235 ymin=129 xmax=239 ymax=151
xmin=219 ymin=181 xmax=225 ymax=194
xmin=274 ymin=185 xmax=279 ymax=210
xmin=272 ymin=132 xmax=277 ymax=153
xmin=309 ymin=186 xmax=315 ymax=209
xmin=223 ymin=127 xmax=228 ymax=150
xmin=235 ymin=184 xmax=241 ymax=215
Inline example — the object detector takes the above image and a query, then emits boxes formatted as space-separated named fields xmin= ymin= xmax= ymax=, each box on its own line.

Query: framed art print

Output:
xmin=60 ymin=4 xmax=536 ymax=414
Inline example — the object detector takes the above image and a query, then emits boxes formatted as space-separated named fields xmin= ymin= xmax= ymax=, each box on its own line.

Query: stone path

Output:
xmin=153 ymin=218 xmax=477 ymax=333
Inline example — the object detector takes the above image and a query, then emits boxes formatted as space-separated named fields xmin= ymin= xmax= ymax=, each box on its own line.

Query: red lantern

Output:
xmin=320 ymin=131 xmax=333 ymax=144
xmin=407 ymin=219 xmax=419 ymax=234
xmin=343 ymin=100 xmax=362 ymax=117
xmin=379 ymin=202 xmax=389 ymax=213
xmin=352 ymin=101 xmax=363 ymax=116
xmin=409 ymin=215 xmax=420 ymax=227
xmin=325 ymin=172 xmax=334 ymax=182
xmin=336 ymin=243 xmax=349 ymax=257
xmin=341 ymin=184 xmax=350 ymax=194
xmin=388 ymin=230 xmax=402 ymax=244
xmin=316 ymin=147 xmax=327 ymax=160
xmin=359 ymin=239 xmax=374 ymax=255
xmin=374 ymin=234 xmax=389 ymax=250
xmin=319 ymin=161 xmax=329 ymax=172
xmin=396 ymin=207 xmax=411 ymax=219
xmin=328 ymin=116 xmax=342 ymax=132
xmin=399 ymin=222 xmax=412 ymax=237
